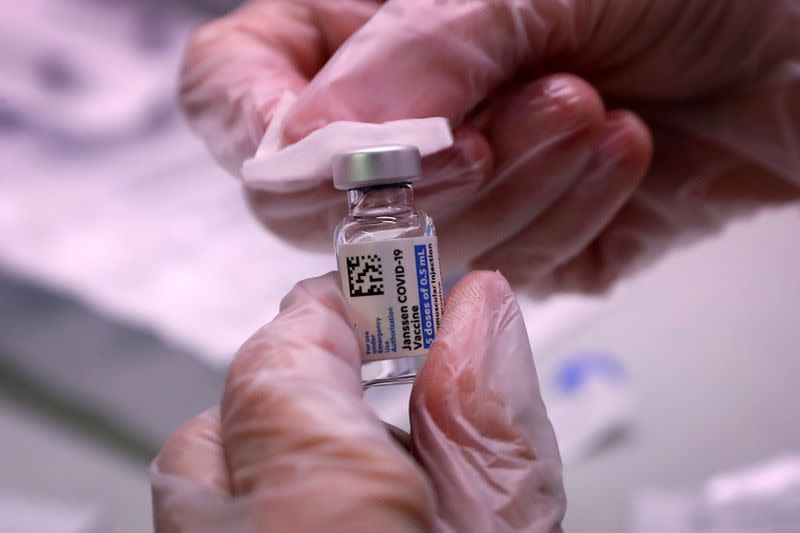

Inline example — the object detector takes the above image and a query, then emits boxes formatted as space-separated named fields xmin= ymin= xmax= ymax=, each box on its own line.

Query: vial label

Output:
xmin=338 ymin=236 xmax=444 ymax=361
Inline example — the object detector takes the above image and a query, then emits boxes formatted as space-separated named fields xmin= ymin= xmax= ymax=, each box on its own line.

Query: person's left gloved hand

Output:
xmin=151 ymin=271 xmax=565 ymax=532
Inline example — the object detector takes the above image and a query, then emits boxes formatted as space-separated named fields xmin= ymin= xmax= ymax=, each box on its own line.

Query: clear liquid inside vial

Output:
xmin=335 ymin=183 xmax=436 ymax=388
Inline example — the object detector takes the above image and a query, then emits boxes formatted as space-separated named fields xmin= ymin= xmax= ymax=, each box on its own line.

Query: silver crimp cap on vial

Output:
xmin=332 ymin=145 xmax=422 ymax=190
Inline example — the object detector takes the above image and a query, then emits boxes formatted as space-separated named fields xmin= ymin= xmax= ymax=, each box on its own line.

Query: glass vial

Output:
xmin=333 ymin=145 xmax=444 ymax=388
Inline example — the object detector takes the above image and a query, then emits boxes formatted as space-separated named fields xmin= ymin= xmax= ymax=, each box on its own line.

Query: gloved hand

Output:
xmin=180 ymin=1 xmax=800 ymax=295
xmin=151 ymin=271 xmax=564 ymax=532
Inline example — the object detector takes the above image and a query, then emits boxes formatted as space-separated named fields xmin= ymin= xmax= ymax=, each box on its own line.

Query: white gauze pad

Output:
xmin=241 ymin=92 xmax=454 ymax=193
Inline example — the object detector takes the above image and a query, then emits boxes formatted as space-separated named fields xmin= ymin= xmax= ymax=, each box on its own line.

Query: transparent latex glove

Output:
xmin=151 ymin=271 xmax=564 ymax=533
xmin=180 ymin=1 xmax=800 ymax=296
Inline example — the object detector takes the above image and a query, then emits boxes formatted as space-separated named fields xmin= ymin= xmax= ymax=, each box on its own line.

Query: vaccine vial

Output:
xmin=333 ymin=145 xmax=444 ymax=388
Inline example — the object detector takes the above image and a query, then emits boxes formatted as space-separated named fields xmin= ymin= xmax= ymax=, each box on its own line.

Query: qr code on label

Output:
xmin=346 ymin=254 xmax=384 ymax=297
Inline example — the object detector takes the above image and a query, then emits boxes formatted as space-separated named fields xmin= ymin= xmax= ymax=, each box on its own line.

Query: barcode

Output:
xmin=346 ymin=254 xmax=384 ymax=297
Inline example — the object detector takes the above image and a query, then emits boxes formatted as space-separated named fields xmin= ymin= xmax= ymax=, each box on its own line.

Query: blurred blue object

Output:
xmin=555 ymin=351 xmax=627 ymax=395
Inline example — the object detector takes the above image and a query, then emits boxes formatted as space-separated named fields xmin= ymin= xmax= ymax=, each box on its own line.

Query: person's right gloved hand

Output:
xmin=151 ymin=271 xmax=565 ymax=532
xmin=180 ymin=1 xmax=800 ymax=296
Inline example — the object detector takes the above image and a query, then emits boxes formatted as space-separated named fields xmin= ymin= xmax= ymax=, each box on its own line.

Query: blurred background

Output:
xmin=1 ymin=1 xmax=799 ymax=532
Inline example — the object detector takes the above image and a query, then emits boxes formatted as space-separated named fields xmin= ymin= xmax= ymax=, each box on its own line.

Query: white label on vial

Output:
xmin=338 ymin=236 xmax=444 ymax=361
